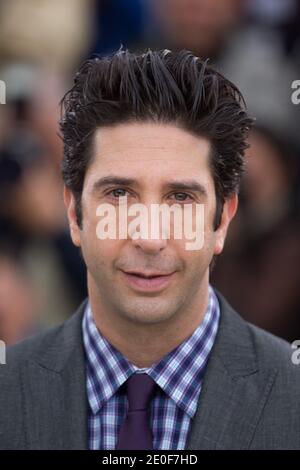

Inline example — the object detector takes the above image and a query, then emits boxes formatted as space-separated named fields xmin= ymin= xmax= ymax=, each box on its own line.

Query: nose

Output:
xmin=131 ymin=235 xmax=168 ymax=254
xmin=128 ymin=202 xmax=169 ymax=254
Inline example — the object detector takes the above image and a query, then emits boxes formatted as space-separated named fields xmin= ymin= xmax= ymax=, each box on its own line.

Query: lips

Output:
xmin=124 ymin=271 xmax=173 ymax=278
xmin=120 ymin=270 xmax=176 ymax=291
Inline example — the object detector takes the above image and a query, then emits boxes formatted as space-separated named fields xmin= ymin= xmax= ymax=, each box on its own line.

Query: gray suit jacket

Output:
xmin=1 ymin=290 xmax=300 ymax=450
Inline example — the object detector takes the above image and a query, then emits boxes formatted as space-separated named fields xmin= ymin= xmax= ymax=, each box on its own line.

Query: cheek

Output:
xmin=186 ymin=201 xmax=216 ymax=254
xmin=81 ymin=237 xmax=122 ymax=286
xmin=82 ymin=230 xmax=119 ymax=265
xmin=175 ymin=229 xmax=215 ymax=269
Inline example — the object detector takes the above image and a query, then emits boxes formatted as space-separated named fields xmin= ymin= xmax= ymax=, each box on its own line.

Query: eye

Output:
xmin=170 ymin=192 xmax=194 ymax=202
xmin=107 ymin=188 xmax=130 ymax=199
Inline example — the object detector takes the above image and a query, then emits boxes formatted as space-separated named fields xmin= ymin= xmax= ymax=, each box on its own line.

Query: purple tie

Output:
xmin=116 ymin=373 xmax=157 ymax=450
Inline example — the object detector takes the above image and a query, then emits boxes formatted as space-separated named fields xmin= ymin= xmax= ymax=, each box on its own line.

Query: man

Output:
xmin=1 ymin=49 xmax=300 ymax=450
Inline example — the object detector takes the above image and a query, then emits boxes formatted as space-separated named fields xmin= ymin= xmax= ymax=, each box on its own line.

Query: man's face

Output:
xmin=65 ymin=122 xmax=237 ymax=325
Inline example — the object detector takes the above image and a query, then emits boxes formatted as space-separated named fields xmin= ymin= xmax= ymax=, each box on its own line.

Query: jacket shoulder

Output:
xmin=215 ymin=289 xmax=300 ymax=382
xmin=246 ymin=320 xmax=298 ymax=372
xmin=0 ymin=302 xmax=86 ymax=449
xmin=1 ymin=318 xmax=74 ymax=373
xmin=2 ymin=299 xmax=86 ymax=369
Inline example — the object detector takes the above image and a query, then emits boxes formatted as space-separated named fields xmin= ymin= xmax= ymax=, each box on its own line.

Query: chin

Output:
xmin=114 ymin=294 xmax=183 ymax=324
xmin=120 ymin=305 xmax=176 ymax=325
xmin=127 ymin=314 xmax=173 ymax=325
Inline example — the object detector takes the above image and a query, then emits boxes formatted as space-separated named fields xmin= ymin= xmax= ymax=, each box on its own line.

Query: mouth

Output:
xmin=120 ymin=270 xmax=176 ymax=292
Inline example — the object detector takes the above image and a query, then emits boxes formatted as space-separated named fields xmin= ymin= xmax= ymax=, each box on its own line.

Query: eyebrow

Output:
xmin=167 ymin=180 xmax=208 ymax=197
xmin=92 ymin=176 xmax=207 ymax=197
xmin=92 ymin=176 xmax=137 ymax=192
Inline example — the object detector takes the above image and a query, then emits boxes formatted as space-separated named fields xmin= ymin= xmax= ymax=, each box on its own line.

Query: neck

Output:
xmin=88 ymin=275 xmax=209 ymax=368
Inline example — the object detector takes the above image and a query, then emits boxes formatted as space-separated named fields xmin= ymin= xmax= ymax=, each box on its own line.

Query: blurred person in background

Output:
xmin=151 ymin=0 xmax=242 ymax=60
xmin=0 ymin=123 xmax=84 ymax=332
xmin=0 ymin=0 xmax=95 ymax=343
xmin=0 ymin=0 xmax=94 ymax=74
xmin=211 ymin=126 xmax=300 ymax=341
xmin=149 ymin=0 xmax=300 ymax=145
xmin=0 ymin=82 xmax=87 ymax=340
xmin=245 ymin=0 xmax=300 ymax=59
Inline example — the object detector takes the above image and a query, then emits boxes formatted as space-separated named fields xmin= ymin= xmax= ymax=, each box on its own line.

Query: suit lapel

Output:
xmin=186 ymin=291 xmax=277 ymax=450
xmin=22 ymin=304 xmax=88 ymax=449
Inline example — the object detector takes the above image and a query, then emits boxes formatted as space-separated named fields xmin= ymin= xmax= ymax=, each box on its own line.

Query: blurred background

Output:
xmin=0 ymin=0 xmax=300 ymax=345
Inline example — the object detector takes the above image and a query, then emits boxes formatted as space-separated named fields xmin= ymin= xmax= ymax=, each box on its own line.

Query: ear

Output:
xmin=213 ymin=193 xmax=238 ymax=255
xmin=63 ymin=186 xmax=81 ymax=247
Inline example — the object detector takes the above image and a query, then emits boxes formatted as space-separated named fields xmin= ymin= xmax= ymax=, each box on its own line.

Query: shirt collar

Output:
xmin=82 ymin=285 xmax=220 ymax=418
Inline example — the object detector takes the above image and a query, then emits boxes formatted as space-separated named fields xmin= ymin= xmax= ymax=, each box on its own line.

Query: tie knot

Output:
xmin=125 ymin=373 xmax=157 ymax=411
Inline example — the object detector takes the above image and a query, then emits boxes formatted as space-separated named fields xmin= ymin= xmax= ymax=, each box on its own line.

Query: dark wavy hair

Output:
xmin=60 ymin=48 xmax=254 ymax=230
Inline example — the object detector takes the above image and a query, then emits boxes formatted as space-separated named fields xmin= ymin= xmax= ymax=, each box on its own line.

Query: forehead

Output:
xmin=86 ymin=122 xmax=213 ymax=188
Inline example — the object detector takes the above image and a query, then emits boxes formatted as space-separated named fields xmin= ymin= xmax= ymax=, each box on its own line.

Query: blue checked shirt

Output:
xmin=82 ymin=284 xmax=220 ymax=450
